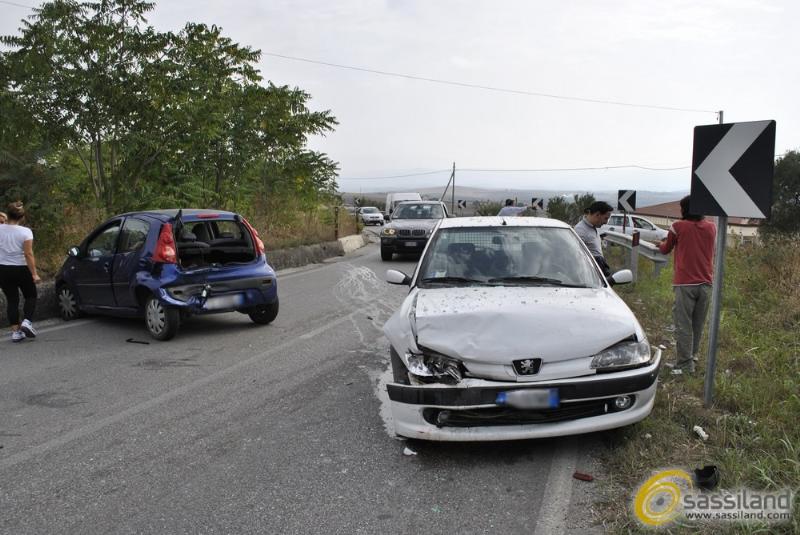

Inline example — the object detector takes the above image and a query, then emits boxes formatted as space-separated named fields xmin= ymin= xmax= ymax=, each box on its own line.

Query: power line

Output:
xmin=264 ymin=52 xmax=717 ymax=115
xmin=340 ymin=164 xmax=689 ymax=181
xmin=0 ymin=0 xmax=34 ymax=9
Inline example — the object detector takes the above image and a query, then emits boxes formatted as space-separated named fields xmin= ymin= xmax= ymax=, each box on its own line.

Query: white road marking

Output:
xmin=533 ymin=437 xmax=578 ymax=535
xmin=0 ymin=311 xmax=358 ymax=471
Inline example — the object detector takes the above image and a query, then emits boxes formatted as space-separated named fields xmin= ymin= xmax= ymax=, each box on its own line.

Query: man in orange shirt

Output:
xmin=658 ymin=196 xmax=717 ymax=374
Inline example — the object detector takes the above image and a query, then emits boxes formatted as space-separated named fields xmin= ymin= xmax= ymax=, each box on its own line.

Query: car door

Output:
xmin=632 ymin=216 xmax=658 ymax=241
xmin=605 ymin=215 xmax=625 ymax=233
xmin=112 ymin=217 xmax=152 ymax=309
xmin=72 ymin=220 xmax=122 ymax=308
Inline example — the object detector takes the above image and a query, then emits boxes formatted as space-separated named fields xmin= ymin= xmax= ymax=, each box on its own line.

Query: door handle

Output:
xmin=103 ymin=262 xmax=111 ymax=272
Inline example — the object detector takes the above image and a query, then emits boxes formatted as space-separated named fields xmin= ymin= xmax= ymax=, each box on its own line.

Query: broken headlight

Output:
xmin=404 ymin=346 xmax=464 ymax=384
xmin=590 ymin=339 xmax=651 ymax=372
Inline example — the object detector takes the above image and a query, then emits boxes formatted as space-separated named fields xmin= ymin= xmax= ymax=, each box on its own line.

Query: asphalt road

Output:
xmin=0 ymin=240 xmax=605 ymax=534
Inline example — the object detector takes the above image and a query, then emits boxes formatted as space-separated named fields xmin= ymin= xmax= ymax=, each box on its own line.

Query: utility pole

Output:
xmin=451 ymin=162 xmax=456 ymax=215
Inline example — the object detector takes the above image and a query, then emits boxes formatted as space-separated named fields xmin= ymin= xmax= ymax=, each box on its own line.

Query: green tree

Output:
xmin=762 ymin=150 xmax=800 ymax=236
xmin=546 ymin=196 xmax=570 ymax=222
xmin=546 ymin=193 xmax=596 ymax=225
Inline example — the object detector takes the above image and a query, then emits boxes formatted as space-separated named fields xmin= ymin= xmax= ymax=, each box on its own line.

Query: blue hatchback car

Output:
xmin=55 ymin=209 xmax=279 ymax=340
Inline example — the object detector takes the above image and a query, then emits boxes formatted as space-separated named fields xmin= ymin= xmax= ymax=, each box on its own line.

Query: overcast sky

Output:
xmin=2 ymin=0 xmax=798 ymax=193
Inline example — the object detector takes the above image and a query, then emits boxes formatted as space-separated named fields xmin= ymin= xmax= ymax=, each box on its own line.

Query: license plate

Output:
xmin=405 ymin=241 xmax=418 ymax=246
xmin=204 ymin=294 xmax=244 ymax=310
xmin=496 ymin=389 xmax=559 ymax=409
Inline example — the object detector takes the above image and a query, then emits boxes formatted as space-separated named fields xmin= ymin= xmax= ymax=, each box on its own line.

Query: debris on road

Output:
xmin=403 ymin=447 xmax=417 ymax=456
xmin=693 ymin=425 xmax=709 ymax=441
xmin=693 ymin=465 xmax=720 ymax=490
xmin=125 ymin=338 xmax=150 ymax=345
xmin=671 ymin=368 xmax=683 ymax=375
xmin=573 ymin=471 xmax=594 ymax=482
xmin=644 ymin=433 xmax=652 ymax=439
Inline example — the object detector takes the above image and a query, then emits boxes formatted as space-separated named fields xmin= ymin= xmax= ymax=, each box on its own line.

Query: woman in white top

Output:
xmin=0 ymin=202 xmax=41 ymax=342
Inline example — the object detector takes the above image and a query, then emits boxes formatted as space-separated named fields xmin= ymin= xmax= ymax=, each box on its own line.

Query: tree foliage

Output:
xmin=762 ymin=150 xmax=800 ymax=236
xmin=1 ymin=0 xmax=339 ymax=216
xmin=546 ymin=193 xmax=596 ymax=225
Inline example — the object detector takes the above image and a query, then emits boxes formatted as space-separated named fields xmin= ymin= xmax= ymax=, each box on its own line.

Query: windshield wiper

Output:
xmin=487 ymin=276 xmax=588 ymax=288
xmin=420 ymin=276 xmax=487 ymax=285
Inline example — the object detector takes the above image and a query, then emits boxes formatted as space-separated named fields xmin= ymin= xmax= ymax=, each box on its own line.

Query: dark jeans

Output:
xmin=0 ymin=265 xmax=37 ymax=326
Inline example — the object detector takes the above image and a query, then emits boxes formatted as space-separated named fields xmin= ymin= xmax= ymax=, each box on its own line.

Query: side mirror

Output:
xmin=386 ymin=269 xmax=411 ymax=286
xmin=384 ymin=214 xmax=391 ymax=222
xmin=610 ymin=269 xmax=633 ymax=285
xmin=68 ymin=246 xmax=80 ymax=258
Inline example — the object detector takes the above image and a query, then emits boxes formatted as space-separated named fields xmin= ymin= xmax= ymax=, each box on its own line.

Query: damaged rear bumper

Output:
xmin=387 ymin=349 xmax=661 ymax=441
xmin=159 ymin=276 xmax=278 ymax=314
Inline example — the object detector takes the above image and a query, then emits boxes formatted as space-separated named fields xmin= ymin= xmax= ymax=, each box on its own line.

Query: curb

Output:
xmin=0 ymin=233 xmax=369 ymax=325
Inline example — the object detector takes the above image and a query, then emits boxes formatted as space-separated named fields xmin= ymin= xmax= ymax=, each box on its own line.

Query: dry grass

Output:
xmin=596 ymin=240 xmax=800 ymax=534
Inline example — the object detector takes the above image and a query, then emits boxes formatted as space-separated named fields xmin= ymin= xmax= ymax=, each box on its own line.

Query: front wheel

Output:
xmin=145 ymin=296 xmax=179 ymax=341
xmin=381 ymin=247 xmax=393 ymax=261
xmin=57 ymin=284 xmax=83 ymax=321
xmin=249 ymin=298 xmax=279 ymax=325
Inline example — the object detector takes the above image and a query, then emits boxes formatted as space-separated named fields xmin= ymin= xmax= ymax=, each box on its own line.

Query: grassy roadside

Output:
xmin=596 ymin=239 xmax=800 ymax=534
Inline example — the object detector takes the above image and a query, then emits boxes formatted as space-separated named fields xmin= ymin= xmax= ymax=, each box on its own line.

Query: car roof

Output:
xmin=117 ymin=209 xmax=239 ymax=221
xmin=395 ymin=200 xmax=444 ymax=206
xmin=438 ymin=216 xmax=571 ymax=229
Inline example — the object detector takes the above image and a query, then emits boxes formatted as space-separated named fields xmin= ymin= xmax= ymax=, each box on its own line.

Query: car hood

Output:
xmin=387 ymin=218 xmax=441 ymax=230
xmin=385 ymin=285 xmax=642 ymax=365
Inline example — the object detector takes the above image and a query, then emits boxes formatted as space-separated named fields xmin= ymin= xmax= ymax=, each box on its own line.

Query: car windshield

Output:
xmin=393 ymin=203 xmax=444 ymax=219
xmin=417 ymin=226 xmax=603 ymax=288
xmin=361 ymin=207 xmax=380 ymax=213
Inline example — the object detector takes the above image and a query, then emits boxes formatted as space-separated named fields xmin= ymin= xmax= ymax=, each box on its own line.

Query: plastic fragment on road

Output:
xmin=403 ymin=447 xmax=417 ymax=456
xmin=671 ymin=368 xmax=683 ymax=375
xmin=126 ymin=338 xmax=150 ymax=345
xmin=693 ymin=425 xmax=709 ymax=441
xmin=573 ymin=471 xmax=594 ymax=482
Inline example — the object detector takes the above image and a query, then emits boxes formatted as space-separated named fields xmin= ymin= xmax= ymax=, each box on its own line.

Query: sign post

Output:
xmin=531 ymin=197 xmax=544 ymax=212
xmin=690 ymin=113 xmax=776 ymax=407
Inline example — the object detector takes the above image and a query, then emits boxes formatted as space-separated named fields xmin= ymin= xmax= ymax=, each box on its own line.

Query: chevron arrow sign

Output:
xmin=691 ymin=120 xmax=776 ymax=218
xmin=617 ymin=190 xmax=636 ymax=212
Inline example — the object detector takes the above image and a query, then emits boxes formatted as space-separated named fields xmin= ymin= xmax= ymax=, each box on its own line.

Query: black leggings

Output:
xmin=0 ymin=265 xmax=37 ymax=326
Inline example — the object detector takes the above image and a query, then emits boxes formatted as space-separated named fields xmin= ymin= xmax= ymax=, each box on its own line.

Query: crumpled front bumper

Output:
xmin=388 ymin=349 xmax=661 ymax=441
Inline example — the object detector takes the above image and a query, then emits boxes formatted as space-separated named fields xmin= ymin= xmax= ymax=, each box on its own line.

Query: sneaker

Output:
xmin=11 ymin=330 xmax=25 ymax=343
xmin=20 ymin=319 xmax=37 ymax=338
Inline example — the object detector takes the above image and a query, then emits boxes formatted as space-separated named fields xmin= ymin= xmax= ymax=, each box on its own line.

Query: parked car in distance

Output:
xmin=55 ymin=209 xmax=279 ymax=341
xmin=358 ymin=206 xmax=384 ymax=225
xmin=600 ymin=213 xmax=668 ymax=242
xmin=380 ymin=201 xmax=448 ymax=261
xmin=385 ymin=192 xmax=422 ymax=219
xmin=383 ymin=216 xmax=660 ymax=441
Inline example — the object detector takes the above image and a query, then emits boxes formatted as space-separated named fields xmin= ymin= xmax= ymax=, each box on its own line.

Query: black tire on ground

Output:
xmin=249 ymin=298 xmax=279 ymax=325
xmin=57 ymin=284 xmax=83 ymax=321
xmin=390 ymin=347 xmax=410 ymax=385
xmin=381 ymin=248 xmax=393 ymax=261
xmin=144 ymin=296 xmax=180 ymax=341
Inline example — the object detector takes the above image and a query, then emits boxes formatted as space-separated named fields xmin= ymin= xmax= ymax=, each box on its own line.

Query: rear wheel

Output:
xmin=57 ymin=285 xmax=83 ymax=321
xmin=390 ymin=347 xmax=410 ymax=385
xmin=381 ymin=247 xmax=393 ymax=261
xmin=249 ymin=298 xmax=279 ymax=325
xmin=144 ymin=296 xmax=179 ymax=341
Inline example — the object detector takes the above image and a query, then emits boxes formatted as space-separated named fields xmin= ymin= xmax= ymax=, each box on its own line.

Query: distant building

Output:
xmin=635 ymin=201 xmax=760 ymax=244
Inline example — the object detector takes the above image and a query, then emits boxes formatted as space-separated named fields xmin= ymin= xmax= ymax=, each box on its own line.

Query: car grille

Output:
xmin=397 ymin=229 xmax=426 ymax=237
xmin=421 ymin=397 xmax=628 ymax=427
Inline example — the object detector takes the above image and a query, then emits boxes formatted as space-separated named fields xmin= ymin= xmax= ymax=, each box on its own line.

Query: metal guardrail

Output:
xmin=602 ymin=230 xmax=670 ymax=280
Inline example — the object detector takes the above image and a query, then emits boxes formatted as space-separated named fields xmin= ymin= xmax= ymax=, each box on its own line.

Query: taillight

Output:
xmin=152 ymin=223 xmax=177 ymax=263
xmin=242 ymin=218 xmax=265 ymax=255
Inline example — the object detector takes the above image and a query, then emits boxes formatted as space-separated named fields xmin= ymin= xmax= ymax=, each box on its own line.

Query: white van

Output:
xmin=385 ymin=192 xmax=422 ymax=217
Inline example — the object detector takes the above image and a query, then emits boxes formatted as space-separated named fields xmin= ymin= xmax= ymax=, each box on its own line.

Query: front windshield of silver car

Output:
xmin=393 ymin=203 xmax=445 ymax=219
xmin=417 ymin=227 xmax=603 ymax=288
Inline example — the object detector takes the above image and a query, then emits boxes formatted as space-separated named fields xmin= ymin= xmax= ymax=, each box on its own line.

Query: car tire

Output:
xmin=390 ymin=347 xmax=410 ymax=385
xmin=249 ymin=298 xmax=279 ymax=325
xmin=144 ymin=296 xmax=179 ymax=341
xmin=381 ymin=247 xmax=393 ymax=261
xmin=57 ymin=284 xmax=83 ymax=321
